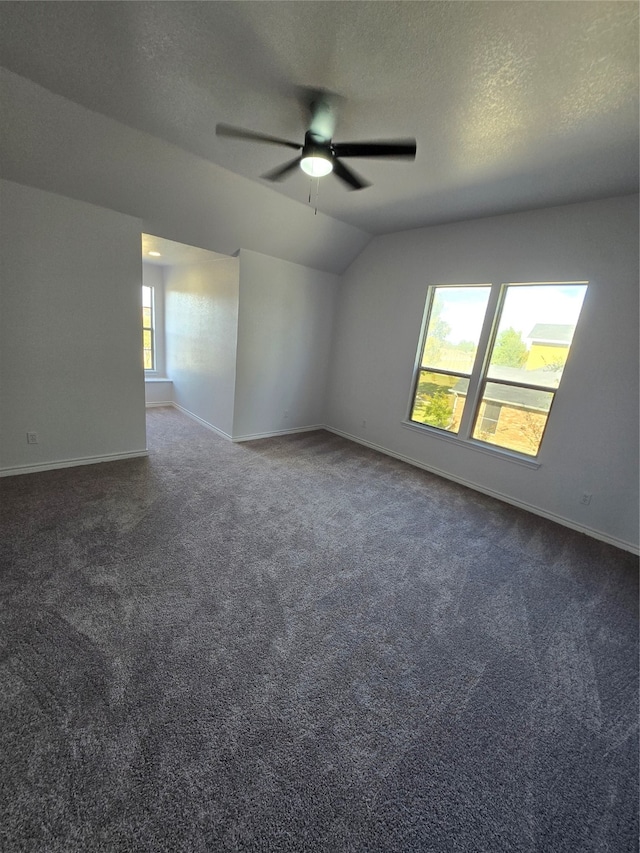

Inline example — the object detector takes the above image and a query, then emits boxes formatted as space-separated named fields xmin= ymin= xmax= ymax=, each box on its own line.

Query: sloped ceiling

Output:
xmin=142 ymin=234 xmax=231 ymax=267
xmin=0 ymin=1 xmax=638 ymax=237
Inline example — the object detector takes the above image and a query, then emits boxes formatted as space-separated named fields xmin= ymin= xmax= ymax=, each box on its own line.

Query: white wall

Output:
xmin=326 ymin=196 xmax=640 ymax=551
xmin=0 ymin=180 xmax=147 ymax=473
xmin=165 ymin=258 xmax=240 ymax=438
xmin=145 ymin=380 xmax=174 ymax=407
xmin=233 ymin=249 xmax=338 ymax=440
xmin=2 ymin=175 xmax=635 ymax=553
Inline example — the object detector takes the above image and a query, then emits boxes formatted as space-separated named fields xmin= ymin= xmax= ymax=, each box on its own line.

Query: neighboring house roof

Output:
xmin=527 ymin=324 xmax=575 ymax=344
xmin=477 ymin=385 xmax=552 ymax=412
xmin=487 ymin=365 xmax=561 ymax=386
xmin=452 ymin=365 xmax=560 ymax=411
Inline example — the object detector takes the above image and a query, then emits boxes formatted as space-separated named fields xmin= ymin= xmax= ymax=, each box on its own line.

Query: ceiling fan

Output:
xmin=216 ymin=96 xmax=417 ymax=191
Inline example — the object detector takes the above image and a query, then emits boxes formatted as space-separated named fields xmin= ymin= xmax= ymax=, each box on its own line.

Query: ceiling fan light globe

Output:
xmin=300 ymin=155 xmax=333 ymax=178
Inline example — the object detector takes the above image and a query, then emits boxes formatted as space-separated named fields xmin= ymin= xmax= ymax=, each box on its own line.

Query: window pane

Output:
xmin=479 ymin=401 xmax=501 ymax=435
xmin=472 ymin=382 xmax=554 ymax=456
xmin=421 ymin=286 xmax=491 ymax=374
xmin=411 ymin=371 xmax=469 ymax=433
xmin=142 ymin=285 xmax=155 ymax=371
xmin=487 ymin=283 xmax=587 ymax=389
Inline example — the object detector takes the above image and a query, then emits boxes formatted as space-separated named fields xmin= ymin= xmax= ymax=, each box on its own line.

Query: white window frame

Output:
xmin=142 ymin=284 xmax=156 ymax=372
xmin=404 ymin=281 xmax=588 ymax=464
xmin=142 ymin=277 xmax=167 ymax=378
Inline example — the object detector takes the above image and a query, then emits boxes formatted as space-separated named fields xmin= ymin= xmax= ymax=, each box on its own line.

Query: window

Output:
xmin=410 ymin=286 xmax=491 ymax=433
xmin=142 ymin=285 xmax=155 ymax=370
xmin=479 ymin=402 xmax=501 ymax=436
xmin=408 ymin=282 xmax=588 ymax=458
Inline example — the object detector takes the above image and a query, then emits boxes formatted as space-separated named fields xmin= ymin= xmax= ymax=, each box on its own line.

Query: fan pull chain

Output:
xmin=308 ymin=177 xmax=320 ymax=214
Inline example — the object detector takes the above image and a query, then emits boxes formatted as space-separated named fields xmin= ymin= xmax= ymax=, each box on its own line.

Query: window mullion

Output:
xmin=457 ymin=282 xmax=503 ymax=438
xmin=418 ymin=367 xmax=469 ymax=382
xmin=485 ymin=377 xmax=560 ymax=394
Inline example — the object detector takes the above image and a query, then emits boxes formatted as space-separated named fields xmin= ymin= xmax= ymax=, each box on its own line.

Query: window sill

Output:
xmin=144 ymin=376 xmax=173 ymax=383
xmin=400 ymin=420 xmax=541 ymax=469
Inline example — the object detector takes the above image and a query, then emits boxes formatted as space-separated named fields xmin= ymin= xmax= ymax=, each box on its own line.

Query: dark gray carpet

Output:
xmin=1 ymin=406 xmax=638 ymax=852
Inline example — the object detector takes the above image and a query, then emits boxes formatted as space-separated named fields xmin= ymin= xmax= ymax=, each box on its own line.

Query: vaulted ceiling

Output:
xmin=0 ymin=1 xmax=638 ymax=235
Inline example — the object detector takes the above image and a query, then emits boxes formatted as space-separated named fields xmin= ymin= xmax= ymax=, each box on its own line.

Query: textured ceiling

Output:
xmin=0 ymin=1 xmax=638 ymax=234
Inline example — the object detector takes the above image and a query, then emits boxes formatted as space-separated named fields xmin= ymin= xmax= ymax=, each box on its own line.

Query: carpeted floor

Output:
xmin=1 ymin=406 xmax=638 ymax=852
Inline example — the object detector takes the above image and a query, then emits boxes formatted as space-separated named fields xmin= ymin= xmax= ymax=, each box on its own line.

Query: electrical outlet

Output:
xmin=580 ymin=492 xmax=592 ymax=506
xmin=27 ymin=432 xmax=38 ymax=445
xmin=361 ymin=419 xmax=367 ymax=429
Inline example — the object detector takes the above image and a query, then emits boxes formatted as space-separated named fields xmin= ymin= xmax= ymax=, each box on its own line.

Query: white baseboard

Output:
xmin=0 ymin=449 xmax=149 ymax=478
xmin=171 ymin=403 xmax=233 ymax=441
xmin=145 ymin=401 xmax=174 ymax=408
xmin=232 ymin=425 xmax=324 ymax=443
xmin=325 ymin=426 xmax=639 ymax=556
xmin=169 ymin=403 xmax=323 ymax=444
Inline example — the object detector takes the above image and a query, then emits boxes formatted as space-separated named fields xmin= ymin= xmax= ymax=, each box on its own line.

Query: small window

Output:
xmin=409 ymin=282 xmax=588 ymax=458
xmin=142 ymin=285 xmax=155 ymax=370
xmin=478 ymin=401 xmax=501 ymax=436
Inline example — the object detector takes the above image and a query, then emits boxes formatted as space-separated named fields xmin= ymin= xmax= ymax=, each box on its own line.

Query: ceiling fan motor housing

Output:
xmin=303 ymin=131 xmax=333 ymax=158
xmin=300 ymin=131 xmax=334 ymax=176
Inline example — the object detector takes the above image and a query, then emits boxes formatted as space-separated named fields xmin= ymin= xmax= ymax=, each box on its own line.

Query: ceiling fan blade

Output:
xmin=261 ymin=157 xmax=303 ymax=182
xmin=332 ymin=158 xmax=371 ymax=191
xmin=216 ymin=123 xmax=302 ymax=151
xmin=332 ymin=139 xmax=417 ymax=159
